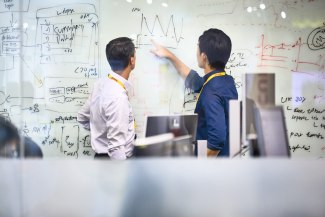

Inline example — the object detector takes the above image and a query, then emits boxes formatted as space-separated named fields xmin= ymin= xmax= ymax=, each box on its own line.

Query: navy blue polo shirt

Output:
xmin=185 ymin=69 xmax=238 ymax=157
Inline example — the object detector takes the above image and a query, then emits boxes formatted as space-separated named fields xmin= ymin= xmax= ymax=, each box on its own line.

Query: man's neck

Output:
xmin=115 ymin=69 xmax=130 ymax=80
xmin=204 ymin=66 xmax=216 ymax=74
xmin=204 ymin=65 xmax=225 ymax=74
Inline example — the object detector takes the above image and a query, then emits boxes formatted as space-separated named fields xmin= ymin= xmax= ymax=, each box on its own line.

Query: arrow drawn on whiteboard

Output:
xmin=6 ymin=95 xmax=44 ymax=102
xmin=0 ymin=91 xmax=10 ymax=105
xmin=19 ymin=56 xmax=44 ymax=87
xmin=0 ymin=94 xmax=45 ymax=105
xmin=9 ymin=13 xmax=18 ymax=27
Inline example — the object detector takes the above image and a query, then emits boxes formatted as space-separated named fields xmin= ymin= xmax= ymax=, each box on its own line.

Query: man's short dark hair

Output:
xmin=0 ymin=116 xmax=43 ymax=158
xmin=106 ymin=37 xmax=135 ymax=72
xmin=19 ymin=137 xmax=43 ymax=158
xmin=0 ymin=116 xmax=19 ymax=147
xmin=198 ymin=28 xmax=232 ymax=69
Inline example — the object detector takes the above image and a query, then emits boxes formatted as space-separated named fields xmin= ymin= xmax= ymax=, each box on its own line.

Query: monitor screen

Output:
xmin=254 ymin=106 xmax=290 ymax=157
xmin=144 ymin=114 xmax=198 ymax=143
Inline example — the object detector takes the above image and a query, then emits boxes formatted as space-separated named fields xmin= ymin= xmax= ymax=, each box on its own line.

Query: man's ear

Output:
xmin=130 ymin=56 xmax=136 ymax=69
xmin=202 ymin=52 xmax=207 ymax=59
xmin=131 ymin=56 xmax=135 ymax=64
xmin=201 ymin=52 xmax=208 ymax=63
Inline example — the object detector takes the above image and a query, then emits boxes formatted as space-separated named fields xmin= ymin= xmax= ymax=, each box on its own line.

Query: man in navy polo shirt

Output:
xmin=151 ymin=29 xmax=238 ymax=157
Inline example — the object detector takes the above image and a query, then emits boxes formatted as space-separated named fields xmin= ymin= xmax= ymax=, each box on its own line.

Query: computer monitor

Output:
xmin=134 ymin=133 xmax=174 ymax=157
xmin=144 ymin=114 xmax=198 ymax=143
xmin=254 ymin=106 xmax=290 ymax=157
xmin=133 ymin=133 xmax=194 ymax=157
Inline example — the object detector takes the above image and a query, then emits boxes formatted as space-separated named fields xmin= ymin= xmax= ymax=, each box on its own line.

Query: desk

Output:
xmin=1 ymin=159 xmax=324 ymax=217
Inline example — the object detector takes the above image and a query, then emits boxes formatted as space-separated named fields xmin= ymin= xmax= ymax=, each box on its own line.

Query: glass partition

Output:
xmin=0 ymin=0 xmax=324 ymax=159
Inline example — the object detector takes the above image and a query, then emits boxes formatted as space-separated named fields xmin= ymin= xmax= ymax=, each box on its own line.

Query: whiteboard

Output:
xmin=0 ymin=0 xmax=324 ymax=158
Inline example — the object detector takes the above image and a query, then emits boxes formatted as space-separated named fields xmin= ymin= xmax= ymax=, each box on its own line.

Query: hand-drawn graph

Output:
xmin=136 ymin=13 xmax=184 ymax=49
xmin=257 ymin=34 xmax=325 ymax=73
xmin=36 ymin=4 xmax=99 ymax=65
xmin=257 ymin=33 xmax=325 ymax=92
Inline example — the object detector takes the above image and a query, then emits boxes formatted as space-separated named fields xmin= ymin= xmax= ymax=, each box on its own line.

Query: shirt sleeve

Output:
xmin=104 ymin=96 xmax=130 ymax=160
xmin=205 ymin=93 xmax=227 ymax=151
xmin=77 ymin=95 xmax=91 ymax=130
xmin=185 ymin=70 xmax=204 ymax=93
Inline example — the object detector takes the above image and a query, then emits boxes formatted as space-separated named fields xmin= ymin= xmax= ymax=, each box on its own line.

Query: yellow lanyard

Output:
xmin=108 ymin=74 xmax=137 ymax=130
xmin=197 ymin=72 xmax=226 ymax=102
xmin=108 ymin=74 xmax=127 ymax=92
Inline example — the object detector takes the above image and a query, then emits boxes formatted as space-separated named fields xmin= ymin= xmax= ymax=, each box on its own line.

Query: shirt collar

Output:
xmin=109 ymin=71 xmax=132 ymax=91
xmin=203 ymin=68 xmax=225 ymax=82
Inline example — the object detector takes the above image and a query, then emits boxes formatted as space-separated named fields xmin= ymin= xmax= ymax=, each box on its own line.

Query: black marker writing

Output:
xmin=306 ymin=132 xmax=324 ymax=139
xmin=290 ymin=144 xmax=311 ymax=152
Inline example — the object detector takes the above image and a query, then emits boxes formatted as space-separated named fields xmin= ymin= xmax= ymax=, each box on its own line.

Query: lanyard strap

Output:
xmin=197 ymin=72 xmax=226 ymax=102
xmin=108 ymin=74 xmax=136 ymax=130
xmin=108 ymin=74 xmax=127 ymax=91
